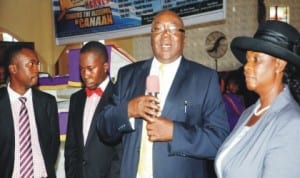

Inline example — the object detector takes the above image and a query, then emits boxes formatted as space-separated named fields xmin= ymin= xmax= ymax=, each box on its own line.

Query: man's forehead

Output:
xmin=153 ymin=14 xmax=183 ymax=26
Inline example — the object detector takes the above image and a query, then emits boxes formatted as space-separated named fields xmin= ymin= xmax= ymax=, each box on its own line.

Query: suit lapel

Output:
xmin=85 ymin=82 xmax=113 ymax=146
xmin=31 ymin=89 xmax=48 ymax=154
xmin=32 ymin=90 xmax=41 ymax=122
xmin=75 ymin=90 xmax=86 ymax=145
xmin=133 ymin=60 xmax=152 ymax=130
xmin=0 ymin=89 xmax=13 ymax=120
xmin=162 ymin=58 xmax=188 ymax=116
xmin=32 ymin=90 xmax=45 ymax=137
xmin=132 ymin=61 xmax=151 ymax=97
xmin=0 ymin=88 xmax=14 ymax=142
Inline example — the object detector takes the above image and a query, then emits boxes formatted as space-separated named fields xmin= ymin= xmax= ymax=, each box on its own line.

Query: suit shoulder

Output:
xmin=0 ymin=87 xmax=7 ymax=97
xmin=119 ymin=60 xmax=148 ymax=73
xmin=33 ymin=88 xmax=56 ymax=101
xmin=185 ymin=59 xmax=217 ymax=75
xmin=70 ymin=88 xmax=85 ymax=97
xmin=68 ymin=89 xmax=85 ymax=102
xmin=277 ymin=102 xmax=300 ymax=123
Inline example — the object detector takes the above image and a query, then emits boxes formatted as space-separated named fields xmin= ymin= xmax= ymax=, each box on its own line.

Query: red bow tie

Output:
xmin=85 ymin=88 xmax=103 ymax=97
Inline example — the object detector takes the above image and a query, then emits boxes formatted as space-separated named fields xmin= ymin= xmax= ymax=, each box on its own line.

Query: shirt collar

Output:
xmin=99 ymin=76 xmax=109 ymax=91
xmin=151 ymin=56 xmax=182 ymax=74
xmin=7 ymin=82 xmax=32 ymax=102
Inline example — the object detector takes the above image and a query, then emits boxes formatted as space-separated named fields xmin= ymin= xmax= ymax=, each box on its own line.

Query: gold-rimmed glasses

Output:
xmin=151 ymin=24 xmax=185 ymax=35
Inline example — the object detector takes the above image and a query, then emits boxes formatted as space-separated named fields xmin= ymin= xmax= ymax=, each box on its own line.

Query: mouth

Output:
xmin=84 ymin=81 xmax=95 ymax=88
xmin=32 ymin=75 xmax=38 ymax=80
xmin=160 ymin=44 xmax=172 ymax=51
xmin=245 ymin=74 xmax=256 ymax=82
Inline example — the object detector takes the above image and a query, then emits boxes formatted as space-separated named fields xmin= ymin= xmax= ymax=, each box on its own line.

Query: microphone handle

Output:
xmin=147 ymin=92 xmax=159 ymax=117
xmin=148 ymin=92 xmax=159 ymax=98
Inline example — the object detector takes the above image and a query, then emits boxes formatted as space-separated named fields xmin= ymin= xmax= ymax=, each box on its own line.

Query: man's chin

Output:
xmin=85 ymin=84 xmax=97 ymax=90
xmin=31 ymin=78 xmax=38 ymax=85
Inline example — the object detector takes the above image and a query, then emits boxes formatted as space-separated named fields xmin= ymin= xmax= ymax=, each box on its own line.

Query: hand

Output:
xmin=128 ymin=95 xmax=160 ymax=121
xmin=146 ymin=116 xmax=174 ymax=142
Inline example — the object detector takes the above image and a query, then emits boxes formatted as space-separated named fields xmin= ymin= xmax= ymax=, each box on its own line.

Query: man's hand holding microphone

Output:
xmin=128 ymin=75 xmax=173 ymax=142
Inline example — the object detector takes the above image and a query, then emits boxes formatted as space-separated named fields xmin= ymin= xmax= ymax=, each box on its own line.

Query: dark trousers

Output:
xmin=207 ymin=160 xmax=217 ymax=178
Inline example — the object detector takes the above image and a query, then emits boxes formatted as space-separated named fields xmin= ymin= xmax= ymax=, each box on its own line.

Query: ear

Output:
xmin=275 ymin=58 xmax=287 ymax=73
xmin=8 ymin=64 xmax=17 ymax=74
xmin=103 ymin=62 xmax=109 ymax=73
xmin=183 ymin=33 xmax=186 ymax=44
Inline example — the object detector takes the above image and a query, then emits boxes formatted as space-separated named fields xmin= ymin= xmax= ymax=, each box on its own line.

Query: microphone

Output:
xmin=146 ymin=75 xmax=160 ymax=117
xmin=146 ymin=75 xmax=159 ymax=97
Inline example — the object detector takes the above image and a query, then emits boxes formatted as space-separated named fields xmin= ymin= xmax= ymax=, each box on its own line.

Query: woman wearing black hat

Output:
xmin=215 ymin=20 xmax=300 ymax=178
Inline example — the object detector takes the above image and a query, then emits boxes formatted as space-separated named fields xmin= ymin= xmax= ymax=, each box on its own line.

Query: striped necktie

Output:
xmin=19 ymin=97 xmax=34 ymax=178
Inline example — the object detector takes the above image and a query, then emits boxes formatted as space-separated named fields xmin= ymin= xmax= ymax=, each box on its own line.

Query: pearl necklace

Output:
xmin=253 ymin=104 xmax=270 ymax=116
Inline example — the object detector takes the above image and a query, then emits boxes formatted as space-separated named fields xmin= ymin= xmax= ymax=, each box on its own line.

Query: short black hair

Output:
xmin=80 ymin=41 xmax=109 ymax=62
xmin=3 ymin=44 xmax=34 ymax=77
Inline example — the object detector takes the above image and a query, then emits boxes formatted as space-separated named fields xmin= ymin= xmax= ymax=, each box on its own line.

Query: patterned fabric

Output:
xmin=19 ymin=97 xmax=34 ymax=178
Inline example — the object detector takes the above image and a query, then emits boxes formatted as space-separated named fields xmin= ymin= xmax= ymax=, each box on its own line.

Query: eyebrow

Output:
xmin=152 ymin=23 xmax=185 ymax=32
xmin=153 ymin=21 xmax=182 ymax=26
xmin=178 ymin=28 xmax=185 ymax=33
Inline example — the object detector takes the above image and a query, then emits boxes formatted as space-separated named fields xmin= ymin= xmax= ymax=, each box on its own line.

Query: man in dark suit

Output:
xmin=64 ymin=41 xmax=122 ymax=178
xmin=0 ymin=44 xmax=60 ymax=178
xmin=0 ymin=63 xmax=6 ymax=87
xmin=97 ymin=10 xmax=229 ymax=178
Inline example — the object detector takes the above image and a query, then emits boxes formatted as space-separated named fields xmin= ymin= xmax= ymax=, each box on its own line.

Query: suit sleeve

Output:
xmin=64 ymin=94 xmax=80 ymax=178
xmin=169 ymin=71 xmax=229 ymax=159
xmin=96 ymin=68 xmax=135 ymax=144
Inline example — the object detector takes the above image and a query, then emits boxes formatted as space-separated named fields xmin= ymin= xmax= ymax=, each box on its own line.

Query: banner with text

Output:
xmin=52 ymin=0 xmax=225 ymax=45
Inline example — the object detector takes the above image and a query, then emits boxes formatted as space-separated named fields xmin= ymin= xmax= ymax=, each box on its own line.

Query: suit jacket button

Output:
xmin=83 ymin=160 xmax=87 ymax=166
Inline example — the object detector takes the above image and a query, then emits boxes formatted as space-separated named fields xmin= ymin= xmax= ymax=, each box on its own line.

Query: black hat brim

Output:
xmin=231 ymin=37 xmax=300 ymax=67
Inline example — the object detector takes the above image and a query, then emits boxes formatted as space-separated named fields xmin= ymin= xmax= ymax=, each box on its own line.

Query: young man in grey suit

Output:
xmin=0 ymin=44 xmax=60 ymax=178
xmin=97 ymin=10 xmax=229 ymax=178
xmin=64 ymin=41 xmax=122 ymax=178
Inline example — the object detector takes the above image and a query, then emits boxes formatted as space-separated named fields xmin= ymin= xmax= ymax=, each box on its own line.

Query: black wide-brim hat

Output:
xmin=231 ymin=20 xmax=300 ymax=67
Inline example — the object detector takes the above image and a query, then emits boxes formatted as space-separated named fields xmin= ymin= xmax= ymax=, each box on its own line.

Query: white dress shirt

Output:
xmin=83 ymin=76 xmax=109 ymax=145
xmin=150 ymin=56 xmax=181 ymax=110
xmin=129 ymin=56 xmax=182 ymax=129
xmin=136 ymin=57 xmax=181 ymax=178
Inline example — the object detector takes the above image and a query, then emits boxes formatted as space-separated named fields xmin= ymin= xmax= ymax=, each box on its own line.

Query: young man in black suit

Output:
xmin=0 ymin=44 xmax=60 ymax=178
xmin=64 ymin=41 xmax=122 ymax=178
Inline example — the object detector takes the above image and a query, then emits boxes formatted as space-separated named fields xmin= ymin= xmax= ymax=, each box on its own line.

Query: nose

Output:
xmin=81 ymin=69 xmax=90 ymax=80
xmin=161 ymin=29 xmax=172 ymax=38
xmin=33 ymin=63 xmax=40 ymax=73
xmin=162 ymin=28 xmax=173 ymax=35
xmin=244 ymin=61 xmax=254 ymax=76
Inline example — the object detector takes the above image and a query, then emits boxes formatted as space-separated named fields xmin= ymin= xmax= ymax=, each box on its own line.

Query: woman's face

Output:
xmin=244 ymin=51 xmax=285 ymax=94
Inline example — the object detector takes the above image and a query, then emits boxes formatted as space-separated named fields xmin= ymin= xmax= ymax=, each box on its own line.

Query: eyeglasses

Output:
xmin=151 ymin=25 xmax=185 ymax=35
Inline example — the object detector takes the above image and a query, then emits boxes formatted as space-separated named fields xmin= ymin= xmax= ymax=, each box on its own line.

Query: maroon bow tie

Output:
xmin=85 ymin=88 xmax=103 ymax=97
